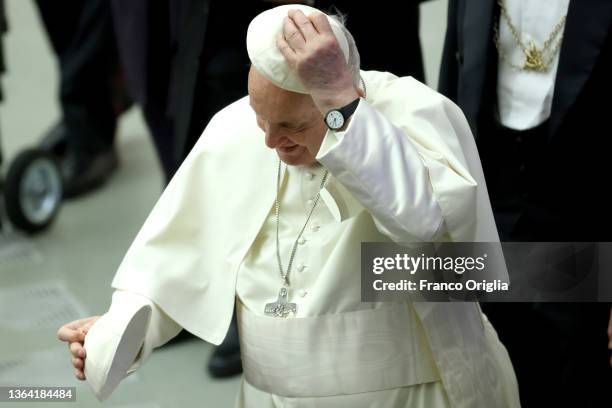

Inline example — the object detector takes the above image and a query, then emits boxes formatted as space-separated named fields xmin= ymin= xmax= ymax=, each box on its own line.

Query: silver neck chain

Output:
xmin=275 ymin=160 xmax=329 ymax=287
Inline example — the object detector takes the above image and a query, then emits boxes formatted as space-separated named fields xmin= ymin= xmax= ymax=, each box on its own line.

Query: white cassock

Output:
xmin=82 ymin=69 xmax=520 ymax=407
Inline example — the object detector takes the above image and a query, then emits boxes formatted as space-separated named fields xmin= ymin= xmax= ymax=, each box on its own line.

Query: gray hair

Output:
xmin=329 ymin=13 xmax=361 ymax=88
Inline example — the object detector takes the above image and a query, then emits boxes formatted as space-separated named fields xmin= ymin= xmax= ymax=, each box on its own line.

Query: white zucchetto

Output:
xmin=246 ymin=4 xmax=350 ymax=94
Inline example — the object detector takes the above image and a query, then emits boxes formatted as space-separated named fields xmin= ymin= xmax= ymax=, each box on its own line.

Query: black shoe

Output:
xmin=61 ymin=149 xmax=118 ymax=199
xmin=207 ymin=315 xmax=242 ymax=378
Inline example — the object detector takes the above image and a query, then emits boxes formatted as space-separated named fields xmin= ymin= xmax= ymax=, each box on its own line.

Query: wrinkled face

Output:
xmin=248 ymin=67 xmax=327 ymax=166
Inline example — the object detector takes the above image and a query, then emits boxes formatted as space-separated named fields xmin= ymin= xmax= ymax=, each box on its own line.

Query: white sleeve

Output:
xmin=83 ymin=290 xmax=182 ymax=401
xmin=124 ymin=291 xmax=183 ymax=374
xmin=316 ymin=99 xmax=445 ymax=243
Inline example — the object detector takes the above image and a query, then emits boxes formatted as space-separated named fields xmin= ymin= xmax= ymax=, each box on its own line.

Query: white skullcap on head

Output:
xmin=246 ymin=4 xmax=350 ymax=94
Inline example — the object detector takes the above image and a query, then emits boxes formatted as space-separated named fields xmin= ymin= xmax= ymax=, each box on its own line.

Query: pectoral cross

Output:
xmin=264 ymin=287 xmax=297 ymax=317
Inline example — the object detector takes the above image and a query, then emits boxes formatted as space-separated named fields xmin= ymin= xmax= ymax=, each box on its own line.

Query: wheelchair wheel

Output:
xmin=4 ymin=148 xmax=62 ymax=233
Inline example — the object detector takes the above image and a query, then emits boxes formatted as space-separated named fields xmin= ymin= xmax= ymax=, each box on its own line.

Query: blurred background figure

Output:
xmin=110 ymin=0 xmax=270 ymax=184
xmin=317 ymin=0 xmax=429 ymax=82
xmin=438 ymin=0 xmax=612 ymax=406
xmin=33 ymin=0 xmax=131 ymax=198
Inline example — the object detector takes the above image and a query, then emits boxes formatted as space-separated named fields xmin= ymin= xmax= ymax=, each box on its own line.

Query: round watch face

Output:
xmin=325 ymin=110 xmax=345 ymax=130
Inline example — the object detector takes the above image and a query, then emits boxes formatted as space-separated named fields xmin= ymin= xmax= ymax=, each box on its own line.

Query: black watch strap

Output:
xmin=338 ymin=98 xmax=360 ymax=118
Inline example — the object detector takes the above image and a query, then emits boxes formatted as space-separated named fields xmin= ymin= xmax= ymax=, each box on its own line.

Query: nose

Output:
xmin=264 ymin=125 xmax=286 ymax=149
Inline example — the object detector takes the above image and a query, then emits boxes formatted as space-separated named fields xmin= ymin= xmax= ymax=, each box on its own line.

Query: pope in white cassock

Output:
xmin=58 ymin=5 xmax=521 ymax=407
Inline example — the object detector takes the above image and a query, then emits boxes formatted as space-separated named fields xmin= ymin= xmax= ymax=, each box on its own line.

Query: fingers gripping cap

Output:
xmin=247 ymin=4 xmax=350 ymax=94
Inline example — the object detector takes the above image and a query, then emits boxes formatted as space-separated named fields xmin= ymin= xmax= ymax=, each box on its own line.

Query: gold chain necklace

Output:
xmin=494 ymin=0 xmax=566 ymax=72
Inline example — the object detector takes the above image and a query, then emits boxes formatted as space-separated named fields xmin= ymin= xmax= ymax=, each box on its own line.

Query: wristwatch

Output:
xmin=324 ymin=98 xmax=360 ymax=130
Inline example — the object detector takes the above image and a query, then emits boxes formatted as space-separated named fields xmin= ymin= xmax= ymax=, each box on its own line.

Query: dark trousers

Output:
xmin=111 ymin=0 xmax=256 ymax=181
xmin=34 ymin=0 xmax=122 ymax=156
xmin=478 ymin=120 xmax=612 ymax=407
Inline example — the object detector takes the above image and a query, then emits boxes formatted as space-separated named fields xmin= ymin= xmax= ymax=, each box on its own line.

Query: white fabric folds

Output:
xmin=237 ymin=300 xmax=440 ymax=397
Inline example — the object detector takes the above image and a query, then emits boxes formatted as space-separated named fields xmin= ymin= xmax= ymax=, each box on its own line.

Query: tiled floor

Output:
xmin=0 ymin=1 xmax=447 ymax=407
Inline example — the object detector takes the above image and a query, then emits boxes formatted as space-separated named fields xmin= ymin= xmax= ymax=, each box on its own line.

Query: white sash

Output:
xmin=237 ymin=301 xmax=441 ymax=398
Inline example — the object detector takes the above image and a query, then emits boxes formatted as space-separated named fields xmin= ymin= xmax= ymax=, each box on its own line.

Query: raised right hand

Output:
xmin=57 ymin=316 xmax=100 ymax=380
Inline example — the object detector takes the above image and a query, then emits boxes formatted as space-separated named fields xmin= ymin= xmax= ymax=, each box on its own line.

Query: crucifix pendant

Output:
xmin=264 ymin=287 xmax=297 ymax=317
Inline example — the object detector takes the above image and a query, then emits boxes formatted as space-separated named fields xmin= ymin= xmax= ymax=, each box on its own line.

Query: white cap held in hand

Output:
xmin=246 ymin=4 xmax=350 ymax=94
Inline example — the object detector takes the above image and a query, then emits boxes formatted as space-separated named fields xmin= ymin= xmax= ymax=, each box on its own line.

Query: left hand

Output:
xmin=57 ymin=316 xmax=101 ymax=380
xmin=277 ymin=9 xmax=360 ymax=114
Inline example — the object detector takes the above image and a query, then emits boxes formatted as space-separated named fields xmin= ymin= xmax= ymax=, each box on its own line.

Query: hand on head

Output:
xmin=276 ymin=9 xmax=360 ymax=114
xmin=57 ymin=316 xmax=100 ymax=380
